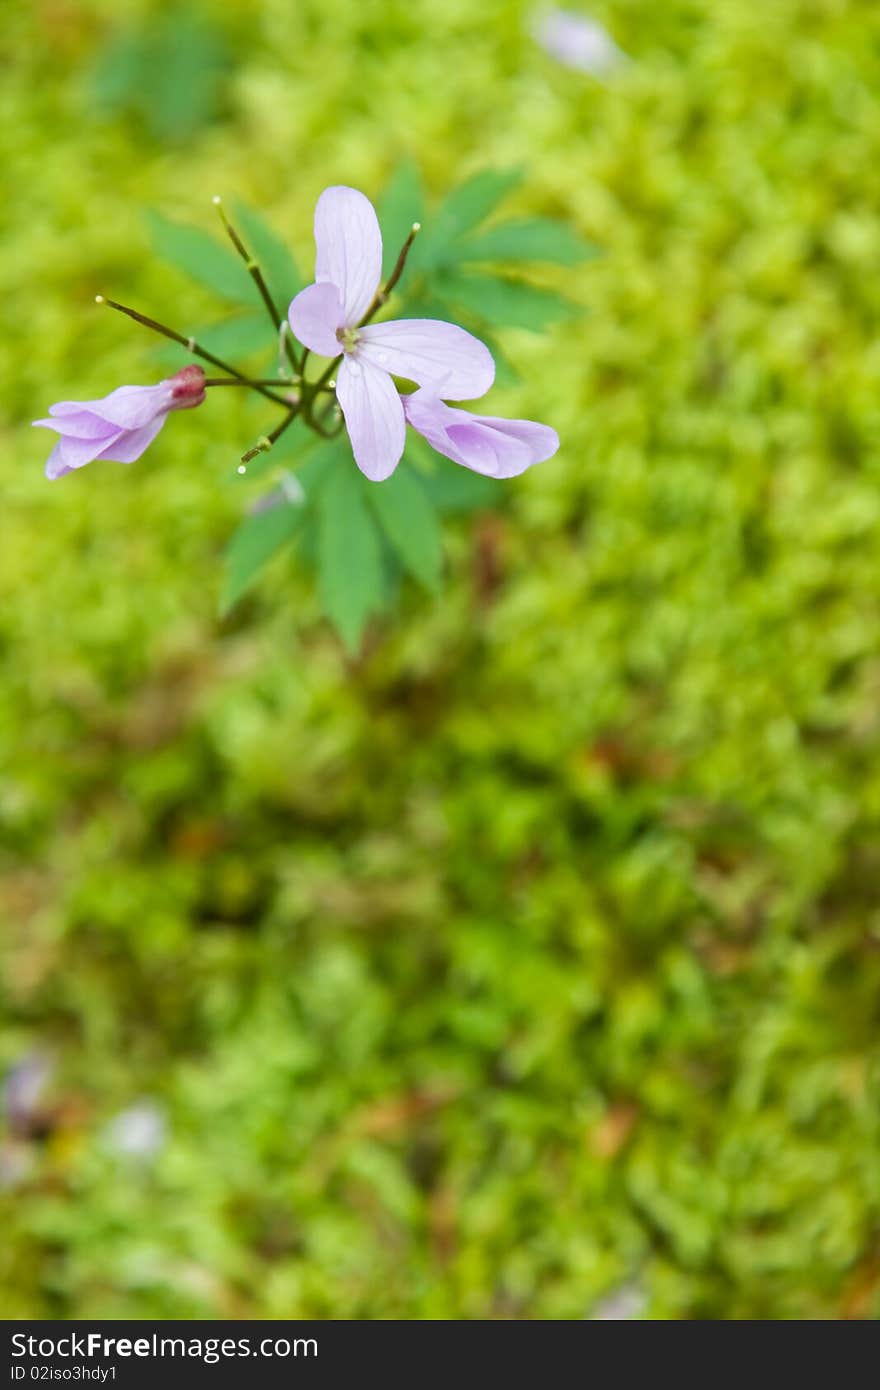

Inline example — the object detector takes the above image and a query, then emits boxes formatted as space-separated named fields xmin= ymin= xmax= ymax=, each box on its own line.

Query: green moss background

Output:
xmin=3 ymin=0 xmax=880 ymax=1319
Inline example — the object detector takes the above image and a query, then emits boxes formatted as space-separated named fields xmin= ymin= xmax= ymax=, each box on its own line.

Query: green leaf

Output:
xmin=379 ymin=160 xmax=426 ymax=280
xmin=419 ymin=169 xmax=522 ymax=268
xmin=460 ymin=218 xmax=598 ymax=267
xmin=147 ymin=210 xmax=252 ymax=304
xmin=433 ymin=168 xmax=523 ymax=241
xmin=412 ymin=453 xmax=499 ymax=514
xmin=149 ymin=313 xmax=272 ymax=370
xmin=91 ymin=34 xmax=146 ymax=110
xmin=196 ymin=314 xmax=275 ymax=359
xmin=317 ymin=460 xmax=385 ymax=651
xmin=232 ymin=201 xmax=302 ymax=310
xmin=220 ymin=499 xmax=303 ymax=615
xmin=365 ymin=466 xmax=442 ymax=593
xmin=439 ymin=271 xmax=576 ymax=331
xmin=295 ymin=441 xmax=348 ymax=498
xmin=145 ymin=16 xmax=229 ymax=141
xmin=91 ymin=16 xmax=230 ymax=142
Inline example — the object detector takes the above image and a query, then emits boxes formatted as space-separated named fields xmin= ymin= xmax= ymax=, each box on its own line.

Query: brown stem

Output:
xmin=239 ymin=408 xmax=299 ymax=466
xmin=213 ymin=197 xmax=301 ymax=374
xmin=96 ymin=296 xmax=290 ymax=408
xmin=360 ymin=221 xmax=421 ymax=327
xmin=204 ymin=377 xmax=298 ymax=389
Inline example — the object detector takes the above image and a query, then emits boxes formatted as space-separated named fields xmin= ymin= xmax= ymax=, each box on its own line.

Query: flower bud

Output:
xmin=168 ymin=364 xmax=206 ymax=409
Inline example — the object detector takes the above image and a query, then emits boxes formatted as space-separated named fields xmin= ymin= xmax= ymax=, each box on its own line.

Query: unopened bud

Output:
xmin=168 ymin=364 xmax=206 ymax=410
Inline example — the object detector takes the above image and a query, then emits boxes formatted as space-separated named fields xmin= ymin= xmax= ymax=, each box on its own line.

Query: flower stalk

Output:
xmin=95 ymin=296 xmax=291 ymax=408
xmin=361 ymin=221 xmax=421 ymax=326
xmin=212 ymin=196 xmax=302 ymax=376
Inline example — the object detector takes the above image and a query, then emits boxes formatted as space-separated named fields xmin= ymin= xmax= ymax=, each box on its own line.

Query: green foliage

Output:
xmin=147 ymin=211 xmax=255 ymax=304
xmin=316 ymin=451 xmax=386 ymax=651
xmin=378 ymin=160 xmax=426 ymax=281
xmin=151 ymin=159 xmax=586 ymax=637
xmin=460 ymin=218 xmax=599 ymax=267
xmin=7 ymin=0 xmax=880 ymax=1325
xmin=392 ymin=162 xmax=593 ymax=339
xmin=366 ymin=465 xmax=443 ymax=593
xmin=91 ymin=13 xmax=231 ymax=142
xmin=230 ymin=202 xmax=302 ymax=309
xmin=219 ymin=493 xmax=305 ymax=615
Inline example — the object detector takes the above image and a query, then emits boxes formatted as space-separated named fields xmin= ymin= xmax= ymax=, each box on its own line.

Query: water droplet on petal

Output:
xmin=377 ymin=351 xmax=388 ymax=364
xmin=348 ymin=361 xmax=361 ymax=377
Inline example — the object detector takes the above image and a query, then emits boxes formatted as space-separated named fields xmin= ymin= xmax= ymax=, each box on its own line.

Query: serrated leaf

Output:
xmin=365 ymin=466 xmax=442 ymax=593
xmin=220 ymin=499 xmax=303 ymax=615
xmin=231 ymin=201 xmax=302 ymax=311
xmin=419 ymin=169 xmax=522 ymax=268
xmin=147 ymin=210 xmax=252 ymax=303
xmin=439 ymin=271 xmax=576 ymax=331
xmin=317 ymin=459 xmax=385 ymax=651
xmin=379 ymin=160 xmax=426 ymax=280
xmin=460 ymin=218 xmax=598 ymax=267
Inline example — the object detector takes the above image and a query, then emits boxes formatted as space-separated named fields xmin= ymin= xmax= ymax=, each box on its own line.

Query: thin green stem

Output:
xmin=239 ymin=407 xmax=299 ymax=466
xmin=204 ymin=377 xmax=298 ymax=389
xmin=96 ymin=296 xmax=290 ymax=408
xmin=212 ymin=197 xmax=301 ymax=375
xmin=360 ymin=221 xmax=421 ymax=327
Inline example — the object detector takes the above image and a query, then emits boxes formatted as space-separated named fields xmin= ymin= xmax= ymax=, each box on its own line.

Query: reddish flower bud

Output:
xmin=169 ymin=364 xmax=206 ymax=410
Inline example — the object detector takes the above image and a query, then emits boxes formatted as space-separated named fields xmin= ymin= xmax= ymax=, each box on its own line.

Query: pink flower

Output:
xmin=403 ymin=390 xmax=559 ymax=477
xmin=34 ymin=365 xmax=205 ymax=480
xmin=289 ymin=187 xmax=495 ymax=482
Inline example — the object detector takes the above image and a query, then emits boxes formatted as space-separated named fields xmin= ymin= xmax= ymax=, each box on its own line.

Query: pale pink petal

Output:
xmin=289 ymin=281 xmax=346 ymax=357
xmin=402 ymin=391 xmax=559 ymax=477
xmin=358 ymin=320 xmax=495 ymax=399
xmin=40 ymin=428 xmax=121 ymax=478
xmin=44 ymin=440 xmax=73 ymax=480
xmin=314 ymin=186 xmax=382 ymax=326
xmin=33 ymin=410 xmax=115 ymax=440
xmin=37 ymin=375 xmax=201 ymax=480
xmin=55 ymin=429 xmax=125 ymax=473
xmin=94 ymin=413 xmax=168 ymax=463
xmin=337 ymin=356 xmax=405 ymax=482
xmin=57 ymin=384 xmax=173 ymax=430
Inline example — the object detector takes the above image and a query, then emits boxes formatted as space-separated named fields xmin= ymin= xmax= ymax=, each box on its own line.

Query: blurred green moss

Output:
xmin=3 ymin=0 xmax=880 ymax=1319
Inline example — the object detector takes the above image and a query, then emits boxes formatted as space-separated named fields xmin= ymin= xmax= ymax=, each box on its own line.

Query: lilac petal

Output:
xmin=402 ymin=391 xmax=559 ymax=477
xmin=94 ymin=413 xmax=168 ymax=464
xmin=358 ymin=320 xmax=495 ymax=400
xmin=33 ymin=410 xmax=116 ymax=440
xmin=289 ymin=281 xmax=346 ymax=357
xmin=50 ymin=384 xmax=172 ymax=430
xmin=314 ymin=186 xmax=382 ymax=327
xmin=337 ymin=356 xmax=405 ymax=482
xmin=45 ymin=439 xmax=73 ymax=480
xmin=56 ymin=430 xmax=126 ymax=472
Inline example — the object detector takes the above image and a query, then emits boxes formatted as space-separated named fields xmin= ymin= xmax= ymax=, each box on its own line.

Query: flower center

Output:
xmin=337 ymin=325 xmax=361 ymax=354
